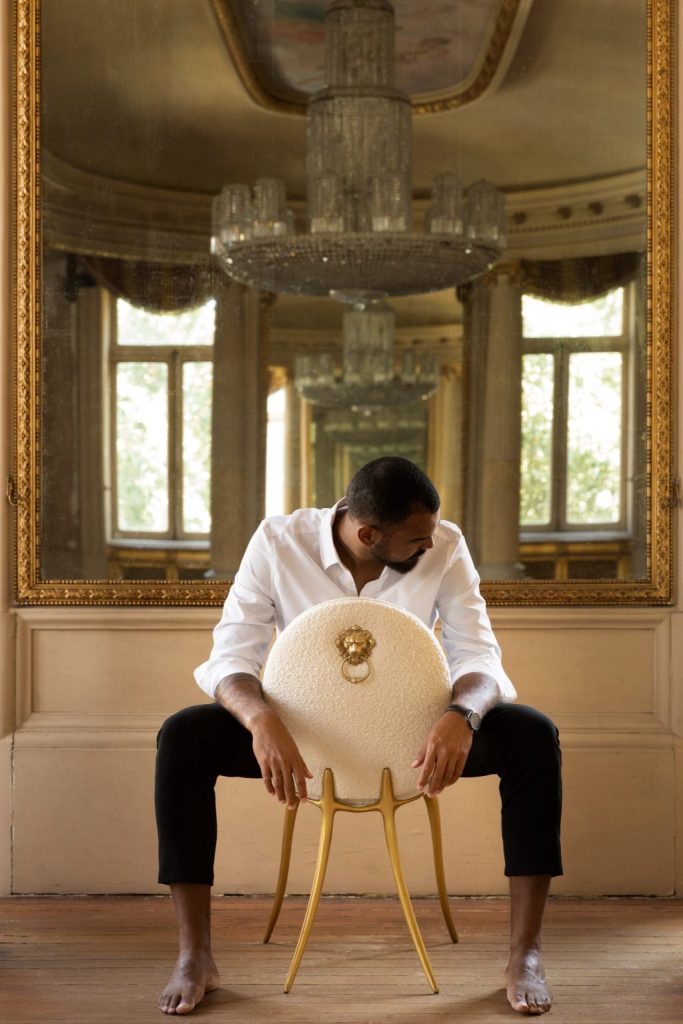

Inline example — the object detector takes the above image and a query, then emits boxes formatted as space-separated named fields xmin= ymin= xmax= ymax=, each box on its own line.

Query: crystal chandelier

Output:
xmin=211 ymin=0 xmax=506 ymax=299
xmin=322 ymin=404 xmax=428 ymax=446
xmin=294 ymin=299 xmax=439 ymax=412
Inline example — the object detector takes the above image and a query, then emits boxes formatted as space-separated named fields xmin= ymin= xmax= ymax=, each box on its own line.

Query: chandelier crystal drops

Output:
xmin=211 ymin=0 xmax=506 ymax=299
xmin=295 ymin=299 xmax=439 ymax=412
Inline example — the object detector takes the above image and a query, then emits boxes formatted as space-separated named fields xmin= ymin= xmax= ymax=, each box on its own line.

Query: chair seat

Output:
xmin=262 ymin=597 xmax=452 ymax=803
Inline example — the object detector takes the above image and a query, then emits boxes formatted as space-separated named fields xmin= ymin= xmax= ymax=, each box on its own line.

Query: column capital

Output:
xmin=481 ymin=259 xmax=524 ymax=287
xmin=456 ymin=260 xmax=523 ymax=303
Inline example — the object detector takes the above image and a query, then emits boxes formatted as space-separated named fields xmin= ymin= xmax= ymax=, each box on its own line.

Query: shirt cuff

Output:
xmin=451 ymin=659 xmax=517 ymax=701
xmin=194 ymin=658 xmax=262 ymax=699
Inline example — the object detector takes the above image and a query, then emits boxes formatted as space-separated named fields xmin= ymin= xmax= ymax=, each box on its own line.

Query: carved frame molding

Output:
xmin=11 ymin=0 xmax=675 ymax=606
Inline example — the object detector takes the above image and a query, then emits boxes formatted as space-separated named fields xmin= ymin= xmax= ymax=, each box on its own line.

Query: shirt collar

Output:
xmin=320 ymin=497 xmax=347 ymax=570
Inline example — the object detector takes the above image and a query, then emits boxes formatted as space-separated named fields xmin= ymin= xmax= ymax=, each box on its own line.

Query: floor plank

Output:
xmin=1 ymin=896 xmax=682 ymax=1023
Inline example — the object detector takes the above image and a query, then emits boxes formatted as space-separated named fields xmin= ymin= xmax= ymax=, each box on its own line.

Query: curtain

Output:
xmin=78 ymin=255 xmax=215 ymax=312
xmin=520 ymin=252 xmax=642 ymax=303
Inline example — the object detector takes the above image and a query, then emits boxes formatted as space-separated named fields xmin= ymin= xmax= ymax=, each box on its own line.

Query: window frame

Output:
xmin=520 ymin=283 xmax=635 ymax=540
xmin=105 ymin=294 xmax=214 ymax=545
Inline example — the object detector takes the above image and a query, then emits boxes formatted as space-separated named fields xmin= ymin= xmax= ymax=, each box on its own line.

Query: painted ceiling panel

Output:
xmin=231 ymin=0 xmax=504 ymax=97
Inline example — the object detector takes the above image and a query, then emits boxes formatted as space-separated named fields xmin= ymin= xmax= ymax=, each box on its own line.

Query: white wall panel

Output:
xmin=8 ymin=609 xmax=677 ymax=895
xmin=11 ymin=737 xmax=675 ymax=896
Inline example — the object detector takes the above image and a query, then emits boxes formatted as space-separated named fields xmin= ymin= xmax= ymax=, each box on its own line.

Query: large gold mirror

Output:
xmin=12 ymin=0 xmax=674 ymax=605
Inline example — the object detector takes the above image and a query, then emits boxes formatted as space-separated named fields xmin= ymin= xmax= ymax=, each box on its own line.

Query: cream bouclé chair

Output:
xmin=261 ymin=597 xmax=459 ymax=993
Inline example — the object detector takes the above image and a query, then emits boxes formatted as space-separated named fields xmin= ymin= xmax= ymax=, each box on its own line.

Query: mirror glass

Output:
xmin=37 ymin=0 xmax=652 ymax=592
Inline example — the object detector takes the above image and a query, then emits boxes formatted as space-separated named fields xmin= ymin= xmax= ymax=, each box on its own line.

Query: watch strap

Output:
xmin=446 ymin=703 xmax=481 ymax=730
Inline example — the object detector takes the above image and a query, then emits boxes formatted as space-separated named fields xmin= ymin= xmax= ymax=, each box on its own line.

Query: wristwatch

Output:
xmin=446 ymin=703 xmax=482 ymax=731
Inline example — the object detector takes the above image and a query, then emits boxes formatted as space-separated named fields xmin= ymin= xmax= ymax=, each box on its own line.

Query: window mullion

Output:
xmin=620 ymin=346 xmax=630 ymax=531
xmin=110 ymin=345 xmax=120 ymax=539
xmin=169 ymin=350 xmax=182 ymax=540
xmin=552 ymin=349 xmax=569 ymax=531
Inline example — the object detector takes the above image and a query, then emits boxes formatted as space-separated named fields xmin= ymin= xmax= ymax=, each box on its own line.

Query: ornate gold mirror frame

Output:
xmin=11 ymin=0 xmax=675 ymax=606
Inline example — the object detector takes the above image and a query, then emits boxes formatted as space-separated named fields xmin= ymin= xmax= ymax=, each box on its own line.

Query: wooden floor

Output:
xmin=1 ymin=896 xmax=682 ymax=1023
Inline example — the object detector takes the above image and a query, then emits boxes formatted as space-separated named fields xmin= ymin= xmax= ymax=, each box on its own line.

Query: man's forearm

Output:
xmin=214 ymin=673 xmax=278 ymax=731
xmin=450 ymin=671 xmax=510 ymax=718
xmin=215 ymin=673 xmax=312 ymax=807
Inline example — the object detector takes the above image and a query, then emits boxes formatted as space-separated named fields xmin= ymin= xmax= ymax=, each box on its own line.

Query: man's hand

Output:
xmin=412 ymin=712 xmax=473 ymax=797
xmin=250 ymin=709 xmax=313 ymax=809
xmin=215 ymin=675 xmax=313 ymax=809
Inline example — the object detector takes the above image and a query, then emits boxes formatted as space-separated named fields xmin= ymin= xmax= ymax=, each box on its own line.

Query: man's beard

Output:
xmin=370 ymin=546 xmax=425 ymax=575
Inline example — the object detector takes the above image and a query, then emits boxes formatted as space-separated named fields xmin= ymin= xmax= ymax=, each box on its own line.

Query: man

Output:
xmin=156 ymin=457 xmax=562 ymax=1016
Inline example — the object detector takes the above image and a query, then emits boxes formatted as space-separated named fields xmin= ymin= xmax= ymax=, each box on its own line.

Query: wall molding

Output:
xmin=15 ymin=605 xmax=670 ymax=628
xmin=11 ymin=710 xmax=676 ymax=751
xmin=14 ymin=606 xmax=673 ymax=742
xmin=42 ymin=150 xmax=646 ymax=264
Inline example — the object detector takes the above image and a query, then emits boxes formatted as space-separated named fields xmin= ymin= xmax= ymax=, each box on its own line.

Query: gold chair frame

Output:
xmin=264 ymin=767 xmax=458 ymax=993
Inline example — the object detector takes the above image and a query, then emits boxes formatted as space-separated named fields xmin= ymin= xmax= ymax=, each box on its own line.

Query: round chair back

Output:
xmin=262 ymin=597 xmax=452 ymax=804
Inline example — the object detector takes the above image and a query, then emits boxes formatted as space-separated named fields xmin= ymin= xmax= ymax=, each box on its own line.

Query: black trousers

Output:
xmin=155 ymin=702 xmax=563 ymax=886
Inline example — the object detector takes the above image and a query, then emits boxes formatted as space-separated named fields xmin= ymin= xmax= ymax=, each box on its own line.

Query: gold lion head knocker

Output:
xmin=335 ymin=625 xmax=376 ymax=684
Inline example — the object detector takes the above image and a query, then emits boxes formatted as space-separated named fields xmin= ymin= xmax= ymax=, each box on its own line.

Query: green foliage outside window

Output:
xmin=182 ymin=362 xmax=213 ymax=533
xmin=116 ymin=362 xmax=169 ymax=532
xmin=566 ymin=353 xmax=622 ymax=524
xmin=114 ymin=299 xmax=214 ymax=537
xmin=520 ymin=289 xmax=626 ymax=530
xmin=520 ymin=354 xmax=553 ymax=526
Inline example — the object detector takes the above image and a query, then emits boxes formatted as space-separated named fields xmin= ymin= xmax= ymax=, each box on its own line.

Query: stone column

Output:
xmin=76 ymin=284 xmax=108 ymax=578
xmin=209 ymin=281 xmax=270 ymax=578
xmin=462 ymin=265 xmax=524 ymax=579
xmin=299 ymin=398 xmax=313 ymax=507
xmin=428 ymin=359 xmax=464 ymax=527
xmin=283 ymin=380 xmax=303 ymax=513
xmin=40 ymin=252 xmax=83 ymax=579
xmin=311 ymin=409 xmax=338 ymax=508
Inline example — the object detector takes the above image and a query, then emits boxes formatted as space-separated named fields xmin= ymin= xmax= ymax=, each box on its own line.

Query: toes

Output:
xmin=509 ymin=995 xmax=530 ymax=1013
xmin=175 ymin=987 xmax=200 ymax=1015
xmin=176 ymin=1000 xmax=196 ymax=1016
xmin=508 ymin=991 xmax=548 ymax=1016
xmin=528 ymin=995 xmax=549 ymax=1016
xmin=158 ymin=992 xmax=174 ymax=1014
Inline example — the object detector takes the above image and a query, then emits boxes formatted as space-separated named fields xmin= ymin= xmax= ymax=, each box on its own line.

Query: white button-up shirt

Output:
xmin=195 ymin=502 xmax=516 ymax=701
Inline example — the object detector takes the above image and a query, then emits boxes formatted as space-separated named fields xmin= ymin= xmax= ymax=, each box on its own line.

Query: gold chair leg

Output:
xmin=423 ymin=795 xmax=458 ymax=943
xmin=380 ymin=771 xmax=439 ymax=994
xmin=284 ymin=769 xmax=336 ymax=993
xmin=263 ymin=803 xmax=299 ymax=943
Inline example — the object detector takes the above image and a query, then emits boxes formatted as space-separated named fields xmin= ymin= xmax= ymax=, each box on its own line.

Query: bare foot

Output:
xmin=158 ymin=952 xmax=220 ymax=1015
xmin=505 ymin=950 xmax=552 ymax=1015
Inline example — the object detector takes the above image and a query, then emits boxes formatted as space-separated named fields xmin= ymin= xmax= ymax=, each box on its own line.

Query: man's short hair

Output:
xmin=346 ymin=457 xmax=440 ymax=528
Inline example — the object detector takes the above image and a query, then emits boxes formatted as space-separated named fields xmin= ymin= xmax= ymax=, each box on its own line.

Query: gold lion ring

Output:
xmin=340 ymin=656 xmax=371 ymax=684
xmin=335 ymin=625 xmax=376 ymax=684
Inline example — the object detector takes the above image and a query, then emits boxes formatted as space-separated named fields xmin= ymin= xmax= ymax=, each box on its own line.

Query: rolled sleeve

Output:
xmin=436 ymin=535 xmax=517 ymax=702
xmin=194 ymin=522 xmax=276 ymax=699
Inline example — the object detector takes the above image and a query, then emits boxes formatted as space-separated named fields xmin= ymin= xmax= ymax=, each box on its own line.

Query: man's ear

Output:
xmin=357 ymin=523 xmax=378 ymax=549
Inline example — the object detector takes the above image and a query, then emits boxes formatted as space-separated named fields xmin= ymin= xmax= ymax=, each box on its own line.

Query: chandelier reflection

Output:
xmin=212 ymin=0 xmax=506 ymax=299
xmin=322 ymin=404 xmax=428 ymax=447
xmin=295 ymin=299 xmax=438 ymax=412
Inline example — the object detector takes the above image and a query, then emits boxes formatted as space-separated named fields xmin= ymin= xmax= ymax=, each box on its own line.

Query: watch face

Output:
xmin=469 ymin=711 xmax=482 ymax=731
